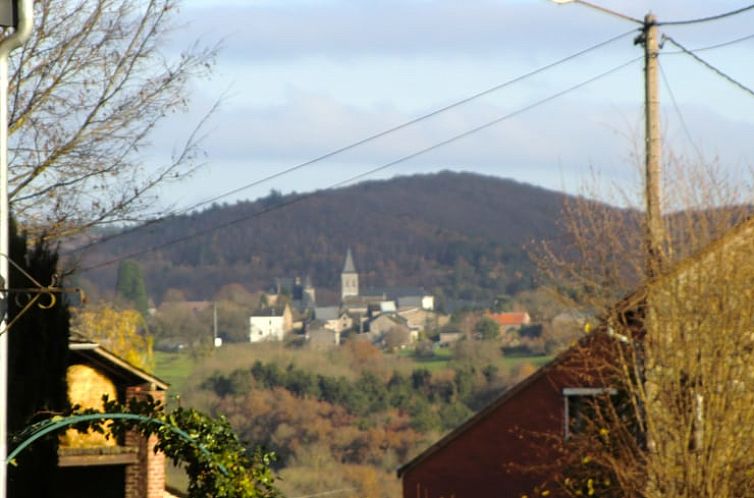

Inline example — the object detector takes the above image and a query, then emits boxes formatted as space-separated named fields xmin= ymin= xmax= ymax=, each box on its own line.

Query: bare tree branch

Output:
xmin=6 ymin=0 xmax=217 ymax=237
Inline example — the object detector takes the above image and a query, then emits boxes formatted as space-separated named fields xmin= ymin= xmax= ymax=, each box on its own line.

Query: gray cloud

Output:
xmin=146 ymin=0 xmax=754 ymax=208
xmin=176 ymin=0 xmax=754 ymax=61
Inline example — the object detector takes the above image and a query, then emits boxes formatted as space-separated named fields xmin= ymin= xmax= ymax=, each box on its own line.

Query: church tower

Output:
xmin=341 ymin=248 xmax=359 ymax=300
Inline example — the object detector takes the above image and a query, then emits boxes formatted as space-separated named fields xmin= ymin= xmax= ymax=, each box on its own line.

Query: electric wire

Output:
xmin=663 ymin=35 xmax=754 ymax=99
xmin=78 ymin=56 xmax=641 ymax=272
xmin=659 ymin=3 xmax=754 ymax=26
xmin=66 ymin=28 xmax=639 ymax=255
xmin=664 ymin=32 xmax=754 ymax=55
xmin=658 ymin=61 xmax=705 ymax=162
xmin=686 ymin=32 xmax=754 ymax=53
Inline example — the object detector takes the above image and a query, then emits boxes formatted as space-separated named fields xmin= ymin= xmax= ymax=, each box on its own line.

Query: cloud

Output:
xmin=143 ymin=0 xmax=754 ymax=208
xmin=176 ymin=0 xmax=754 ymax=61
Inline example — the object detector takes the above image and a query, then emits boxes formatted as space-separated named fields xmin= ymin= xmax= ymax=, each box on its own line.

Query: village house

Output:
xmin=367 ymin=313 xmax=414 ymax=344
xmin=307 ymin=327 xmax=341 ymax=350
xmin=313 ymin=306 xmax=353 ymax=333
xmin=248 ymin=302 xmax=293 ymax=342
xmin=488 ymin=311 xmax=531 ymax=332
xmin=60 ymin=333 xmax=169 ymax=498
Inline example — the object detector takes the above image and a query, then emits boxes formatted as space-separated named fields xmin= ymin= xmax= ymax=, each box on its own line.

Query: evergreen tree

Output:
xmin=7 ymin=221 xmax=70 ymax=498
xmin=115 ymin=259 xmax=149 ymax=316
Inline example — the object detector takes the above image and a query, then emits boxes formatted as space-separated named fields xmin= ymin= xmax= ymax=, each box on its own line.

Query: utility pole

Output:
xmin=641 ymin=13 xmax=664 ymax=276
xmin=213 ymin=302 xmax=218 ymax=347
xmin=0 ymin=4 xmax=34 ymax=498
xmin=551 ymin=1 xmax=664 ymax=273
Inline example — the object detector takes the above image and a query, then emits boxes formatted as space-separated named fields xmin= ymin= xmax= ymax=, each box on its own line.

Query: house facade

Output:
xmin=59 ymin=334 xmax=169 ymax=498
xmin=249 ymin=304 xmax=293 ymax=342
xmin=398 ymin=336 xmax=607 ymax=498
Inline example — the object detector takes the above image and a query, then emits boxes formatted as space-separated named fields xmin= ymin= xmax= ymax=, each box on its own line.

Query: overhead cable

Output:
xmin=664 ymin=35 xmax=754 ymax=99
xmin=664 ymin=32 xmax=754 ymax=55
xmin=658 ymin=61 xmax=704 ymax=161
xmin=66 ymin=28 xmax=638 ymax=255
xmin=78 ymin=56 xmax=641 ymax=272
xmin=687 ymin=32 xmax=754 ymax=53
xmin=659 ymin=3 xmax=754 ymax=26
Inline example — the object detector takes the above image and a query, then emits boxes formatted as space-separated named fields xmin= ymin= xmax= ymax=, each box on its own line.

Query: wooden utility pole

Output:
xmin=642 ymin=13 xmax=664 ymax=275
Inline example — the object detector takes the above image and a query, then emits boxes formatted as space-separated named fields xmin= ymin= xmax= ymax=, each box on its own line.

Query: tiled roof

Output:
xmin=488 ymin=312 xmax=530 ymax=326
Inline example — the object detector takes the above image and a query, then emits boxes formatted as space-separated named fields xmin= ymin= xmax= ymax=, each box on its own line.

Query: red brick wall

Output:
xmin=125 ymin=385 xmax=166 ymax=498
xmin=402 ymin=370 xmax=568 ymax=498
xmin=401 ymin=337 xmax=614 ymax=498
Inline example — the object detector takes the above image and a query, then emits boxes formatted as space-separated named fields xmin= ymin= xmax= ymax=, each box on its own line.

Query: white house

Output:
xmin=249 ymin=316 xmax=285 ymax=342
xmin=249 ymin=304 xmax=293 ymax=342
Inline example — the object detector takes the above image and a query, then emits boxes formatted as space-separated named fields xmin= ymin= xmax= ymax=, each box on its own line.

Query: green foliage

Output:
xmin=474 ymin=316 xmax=501 ymax=340
xmin=115 ymin=260 xmax=149 ymax=316
xmin=200 ymin=360 xmax=508 ymax=434
xmin=79 ymin=396 xmax=279 ymax=498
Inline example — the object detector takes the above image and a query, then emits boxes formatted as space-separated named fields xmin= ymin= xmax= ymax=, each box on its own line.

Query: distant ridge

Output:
xmin=76 ymin=171 xmax=577 ymax=304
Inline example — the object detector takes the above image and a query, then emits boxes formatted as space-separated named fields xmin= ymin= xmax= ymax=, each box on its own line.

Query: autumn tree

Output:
xmin=73 ymin=305 xmax=153 ymax=371
xmin=9 ymin=0 xmax=215 ymax=237
xmin=539 ymin=159 xmax=754 ymax=497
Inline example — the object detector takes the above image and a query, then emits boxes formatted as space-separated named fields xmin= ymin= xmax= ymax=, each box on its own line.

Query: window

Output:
xmin=563 ymin=387 xmax=617 ymax=439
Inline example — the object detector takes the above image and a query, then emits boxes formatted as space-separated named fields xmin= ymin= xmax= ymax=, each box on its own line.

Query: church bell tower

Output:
xmin=341 ymin=248 xmax=359 ymax=300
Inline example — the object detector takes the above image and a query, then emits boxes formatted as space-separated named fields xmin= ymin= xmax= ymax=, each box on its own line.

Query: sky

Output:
xmin=148 ymin=0 xmax=754 ymax=211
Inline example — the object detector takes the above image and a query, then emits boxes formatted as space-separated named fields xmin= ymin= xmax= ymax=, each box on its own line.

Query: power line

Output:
xmin=658 ymin=61 xmax=704 ymax=162
xmin=78 ymin=57 xmax=641 ymax=273
xmin=659 ymin=3 xmax=754 ymax=26
xmin=686 ymin=32 xmax=754 ymax=53
xmin=65 ymin=29 xmax=638 ymax=255
xmin=664 ymin=32 xmax=754 ymax=55
xmin=663 ymin=35 xmax=754 ymax=99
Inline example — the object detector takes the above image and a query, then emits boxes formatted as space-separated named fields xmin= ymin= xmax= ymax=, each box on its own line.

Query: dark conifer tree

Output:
xmin=7 ymin=221 xmax=70 ymax=498
xmin=115 ymin=259 xmax=149 ymax=316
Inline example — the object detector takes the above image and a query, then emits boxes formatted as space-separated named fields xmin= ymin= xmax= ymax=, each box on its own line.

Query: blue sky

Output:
xmin=149 ymin=0 xmax=754 ymax=210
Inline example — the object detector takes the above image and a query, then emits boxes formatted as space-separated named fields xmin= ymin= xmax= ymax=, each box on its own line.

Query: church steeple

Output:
xmin=343 ymin=248 xmax=356 ymax=274
xmin=341 ymin=248 xmax=359 ymax=300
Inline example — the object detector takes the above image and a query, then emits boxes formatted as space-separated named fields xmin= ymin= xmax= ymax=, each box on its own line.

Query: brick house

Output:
xmin=397 ymin=336 xmax=606 ymax=498
xmin=59 ymin=334 xmax=169 ymax=498
xmin=399 ymin=217 xmax=754 ymax=498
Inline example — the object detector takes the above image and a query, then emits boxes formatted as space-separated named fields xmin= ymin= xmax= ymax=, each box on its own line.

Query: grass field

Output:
xmin=154 ymin=351 xmax=195 ymax=396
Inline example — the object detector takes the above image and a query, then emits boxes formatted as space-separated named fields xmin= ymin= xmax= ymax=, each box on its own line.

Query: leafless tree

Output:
xmin=7 ymin=0 xmax=216 ymax=237
xmin=538 ymin=156 xmax=754 ymax=497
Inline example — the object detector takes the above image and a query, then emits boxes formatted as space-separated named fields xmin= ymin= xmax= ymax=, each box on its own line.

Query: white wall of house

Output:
xmin=249 ymin=316 xmax=285 ymax=342
xmin=421 ymin=296 xmax=435 ymax=311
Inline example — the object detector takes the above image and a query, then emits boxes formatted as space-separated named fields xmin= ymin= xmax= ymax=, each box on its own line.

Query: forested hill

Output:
xmin=75 ymin=171 xmax=577 ymax=305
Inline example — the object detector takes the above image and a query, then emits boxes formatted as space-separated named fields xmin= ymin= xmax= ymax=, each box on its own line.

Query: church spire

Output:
xmin=343 ymin=247 xmax=357 ymax=274
xmin=341 ymin=248 xmax=359 ymax=300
